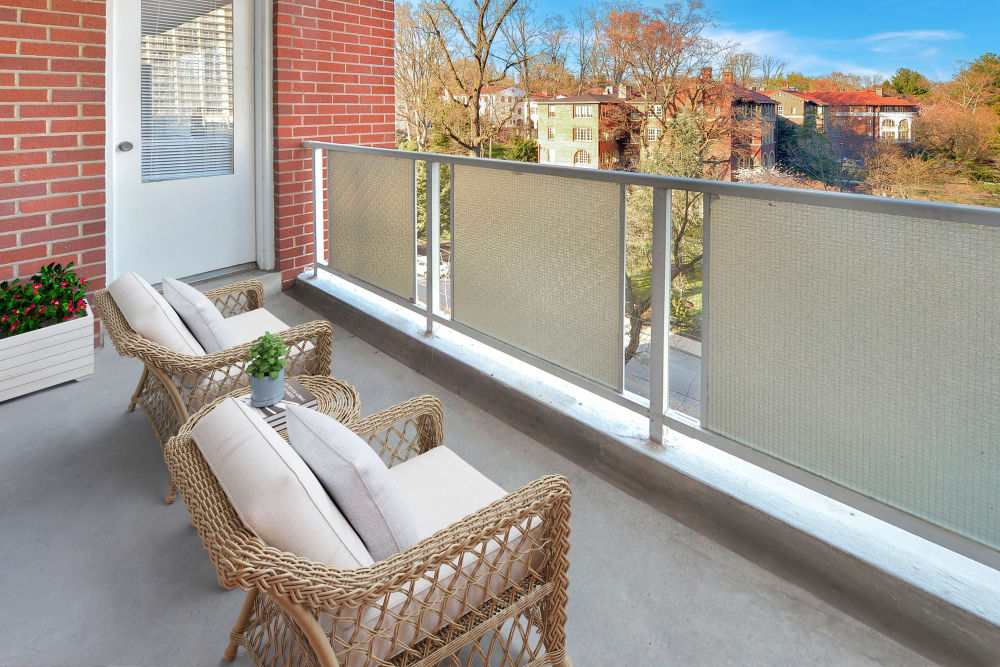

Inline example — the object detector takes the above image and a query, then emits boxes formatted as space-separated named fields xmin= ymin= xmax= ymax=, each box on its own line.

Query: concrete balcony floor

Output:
xmin=0 ymin=272 xmax=933 ymax=666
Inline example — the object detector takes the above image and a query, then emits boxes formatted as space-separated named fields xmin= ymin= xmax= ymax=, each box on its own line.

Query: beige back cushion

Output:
xmin=192 ymin=398 xmax=373 ymax=569
xmin=108 ymin=272 xmax=205 ymax=356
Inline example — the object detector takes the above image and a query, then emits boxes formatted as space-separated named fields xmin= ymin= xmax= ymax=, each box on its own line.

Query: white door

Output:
xmin=112 ymin=0 xmax=255 ymax=283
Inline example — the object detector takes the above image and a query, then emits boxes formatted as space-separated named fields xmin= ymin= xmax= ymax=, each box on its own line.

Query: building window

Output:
xmin=573 ymin=105 xmax=593 ymax=118
xmin=573 ymin=150 xmax=591 ymax=165
xmin=897 ymin=119 xmax=910 ymax=141
xmin=881 ymin=131 xmax=896 ymax=141
xmin=573 ymin=127 xmax=592 ymax=141
xmin=776 ymin=105 xmax=784 ymax=114
xmin=546 ymin=148 xmax=556 ymax=162
xmin=647 ymin=104 xmax=662 ymax=118
xmin=547 ymin=127 xmax=555 ymax=140
xmin=547 ymin=105 xmax=555 ymax=118
xmin=882 ymin=118 xmax=896 ymax=127
xmin=647 ymin=127 xmax=660 ymax=143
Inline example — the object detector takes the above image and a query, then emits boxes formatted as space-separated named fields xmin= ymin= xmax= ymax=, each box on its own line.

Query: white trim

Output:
xmin=105 ymin=0 xmax=275 ymax=280
xmin=254 ymin=0 xmax=275 ymax=270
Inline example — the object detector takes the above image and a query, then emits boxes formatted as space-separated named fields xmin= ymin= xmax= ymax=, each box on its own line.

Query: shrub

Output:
xmin=247 ymin=331 xmax=289 ymax=379
xmin=0 ymin=262 xmax=88 ymax=339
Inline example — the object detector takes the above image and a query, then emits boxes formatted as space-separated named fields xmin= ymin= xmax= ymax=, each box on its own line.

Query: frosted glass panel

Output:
xmin=327 ymin=152 xmax=414 ymax=300
xmin=705 ymin=194 xmax=1000 ymax=549
xmin=452 ymin=165 xmax=622 ymax=389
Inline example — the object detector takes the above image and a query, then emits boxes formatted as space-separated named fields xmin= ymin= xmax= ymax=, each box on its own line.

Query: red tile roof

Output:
xmin=763 ymin=89 xmax=917 ymax=107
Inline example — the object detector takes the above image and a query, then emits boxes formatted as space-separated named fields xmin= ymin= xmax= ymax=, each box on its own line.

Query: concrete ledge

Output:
xmin=295 ymin=271 xmax=1000 ymax=666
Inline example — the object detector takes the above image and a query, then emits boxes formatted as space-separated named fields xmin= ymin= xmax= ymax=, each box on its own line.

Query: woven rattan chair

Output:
xmin=93 ymin=279 xmax=332 ymax=503
xmin=164 ymin=395 xmax=573 ymax=666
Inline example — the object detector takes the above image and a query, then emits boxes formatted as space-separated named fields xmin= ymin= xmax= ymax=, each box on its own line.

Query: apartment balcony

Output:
xmin=2 ymin=144 xmax=1000 ymax=665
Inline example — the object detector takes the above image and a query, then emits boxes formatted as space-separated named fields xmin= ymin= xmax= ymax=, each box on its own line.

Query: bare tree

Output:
xmin=722 ymin=50 xmax=758 ymax=86
xmin=395 ymin=2 xmax=440 ymax=149
xmin=757 ymin=54 xmax=786 ymax=88
xmin=571 ymin=5 xmax=598 ymax=94
xmin=424 ymin=0 xmax=526 ymax=156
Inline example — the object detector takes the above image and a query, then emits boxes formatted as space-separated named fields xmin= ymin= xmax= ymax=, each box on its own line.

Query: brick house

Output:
xmin=1 ymin=0 xmax=395 ymax=346
xmin=536 ymin=69 xmax=777 ymax=180
xmin=764 ymin=87 xmax=918 ymax=156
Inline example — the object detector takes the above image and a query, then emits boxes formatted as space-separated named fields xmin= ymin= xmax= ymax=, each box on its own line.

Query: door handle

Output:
xmin=118 ymin=141 xmax=134 ymax=152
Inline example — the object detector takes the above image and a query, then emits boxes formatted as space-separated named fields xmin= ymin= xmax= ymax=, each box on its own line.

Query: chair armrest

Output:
xmin=143 ymin=320 xmax=333 ymax=413
xmin=350 ymin=395 xmax=444 ymax=466
xmin=201 ymin=279 xmax=264 ymax=317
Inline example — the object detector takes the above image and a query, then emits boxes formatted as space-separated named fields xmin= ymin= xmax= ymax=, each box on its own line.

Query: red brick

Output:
xmin=53 ymin=234 xmax=102 ymax=253
xmin=20 ymin=42 xmax=81 ymax=58
xmin=19 ymin=73 xmax=79 ymax=87
xmin=17 ymin=253 xmax=77 ymax=276
xmin=49 ymin=28 xmax=105 ymax=45
xmin=51 ymin=148 xmax=103 ymax=163
xmin=51 ymin=177 xmax=103 ymax=193
xmin=0 ymin=183 xmax=47 ymax=199
xmin=20 ymin=134 xmax=78 ymax=149
xmin=0 ymin=244 xmax=50 ymax=265
xmin=20 ymin=9 xmax=80 ymax=27
xmin=0 ymin=88 xmax=49 ymax=102
xmin=20 ymin=164 xmax=79 ymax=181
xmin=19 ymin=194 xmax=79 ymax=213
xmin=51 ymin=0 xmax=105 ymax=15
xmin=20 ymin=104 xmax=81 ymax=118
xmin=51 ymin=206 xmax=102 ymax=224
xmin=21 ymin=224 xmax=81 ymax=245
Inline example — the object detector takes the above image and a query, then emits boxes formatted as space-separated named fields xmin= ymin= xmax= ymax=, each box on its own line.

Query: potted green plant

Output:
xmin=247 ymin=331 xmax=289 ymax=407
xmin=1 ymin=262 xmax=93 ymax=401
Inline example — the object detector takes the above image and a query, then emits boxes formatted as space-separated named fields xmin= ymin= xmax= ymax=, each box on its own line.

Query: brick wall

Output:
xmin=272 ymin=0 xmax=395 ymax=290
xmin=0 ymin=0 xmax=107 ymax=345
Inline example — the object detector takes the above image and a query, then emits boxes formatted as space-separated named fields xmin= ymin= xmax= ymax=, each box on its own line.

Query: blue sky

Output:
xmin=535 ymin=0 xmax=998 ymax=81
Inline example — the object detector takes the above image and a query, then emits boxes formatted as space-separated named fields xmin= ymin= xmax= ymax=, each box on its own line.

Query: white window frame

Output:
xmin=573 ymin=104 xmax=593 ymax=118
xmin=573 ymin=149 xmax=591 ymax=165
xmin=776 ymin=104 xmax=784 ymax=114
xmin=573 ymin=127 xmax=592 ymax=141
xmin=647 ymin=127 xmax=660 ymax=143
xmin=547 ymin=126 xmax=555 ymax=140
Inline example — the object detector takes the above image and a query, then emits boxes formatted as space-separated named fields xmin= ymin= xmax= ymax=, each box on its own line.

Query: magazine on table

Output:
xmin=239 ymin=378 xmax=317 ymax=431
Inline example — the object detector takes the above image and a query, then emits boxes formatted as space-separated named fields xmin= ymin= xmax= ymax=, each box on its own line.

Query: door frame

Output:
xmin=104 ymin=0 xmax=275 ymax=281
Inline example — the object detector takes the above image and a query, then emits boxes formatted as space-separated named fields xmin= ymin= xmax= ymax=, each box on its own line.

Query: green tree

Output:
xmin=888 ymin=67 xmax=929 ymax=97
xmin=505 ymin=135 xmax=539 ymax=162
xmin=784 ymin=71 xmax=811 ymax=91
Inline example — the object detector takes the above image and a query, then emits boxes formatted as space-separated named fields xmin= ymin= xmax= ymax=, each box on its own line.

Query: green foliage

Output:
xmin=505 ymin=135 xmax=539 ymax=162
xmin=414 ymin=161 xmax=451 ymax=239
xmin=0 ymin=262 xmax=88 ymax=339
xmin=889 ymin=68 xmax=929 ymax=97
xmin=784 ymin=71 xmax=811 ymax=91
xmin=968 ymin=163 xmax=999 ymax=183
xmin=775 ymin=117 xmax=842 ymax=185
xmin=247 ymin=331 xmax=289 ymax=380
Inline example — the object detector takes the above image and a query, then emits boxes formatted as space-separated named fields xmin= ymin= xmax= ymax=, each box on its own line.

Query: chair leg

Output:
xmin=128 ymin=367 xmax=148 ymax=413
xmin=225 ymin=590 xmax=258 ymax=662
xmin=164 ymin=476 xmax=177 ymax=505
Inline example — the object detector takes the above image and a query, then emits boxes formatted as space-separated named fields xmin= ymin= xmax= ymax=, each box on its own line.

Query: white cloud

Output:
xmin=863 ymin=30 xmax=964 ymax=42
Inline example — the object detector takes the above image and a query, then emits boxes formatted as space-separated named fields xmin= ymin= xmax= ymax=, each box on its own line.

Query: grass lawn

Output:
xmin=672 ymin=268 xmax=702 ymax=339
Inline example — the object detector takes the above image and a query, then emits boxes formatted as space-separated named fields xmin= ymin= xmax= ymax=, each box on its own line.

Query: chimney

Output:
xmin=722 ymin=70 xmax=734 ymax=84
xmin=618 ymin=84 xmax=630 ymax=99
xmin=701 ymin=66 xmax=712 ymax=81
xmin=875 ymin=86 xmax=884 ymax=97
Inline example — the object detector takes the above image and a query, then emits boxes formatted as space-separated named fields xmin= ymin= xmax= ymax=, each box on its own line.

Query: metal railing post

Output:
xmin=312 ymin=148 xmax=324 ymax=278
xmin=426 ymin=160 xmax=440 ymax=334
xmin=649 ymin=187 xmax=671 ymax=443
xmin=700 ymin=192 xmax=710 ymax=429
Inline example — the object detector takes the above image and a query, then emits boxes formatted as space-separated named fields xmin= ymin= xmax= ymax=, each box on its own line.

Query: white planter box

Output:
xmin=0 ymin=302 xmax=94 ymax=402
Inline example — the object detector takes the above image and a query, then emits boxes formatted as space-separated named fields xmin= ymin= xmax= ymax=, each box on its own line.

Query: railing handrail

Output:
xmin=302 ymin=140 xmax=1000 ymax=227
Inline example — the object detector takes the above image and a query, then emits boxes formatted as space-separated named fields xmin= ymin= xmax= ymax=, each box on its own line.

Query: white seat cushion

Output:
xmin=285 ymin=405 xmax=421 ymax=561
xmin=323 ymin=447 xmax=543 ymax=665
xmin=223 ymin=308 xmax=291 ymax=346
xmin=162 ymin=277 xmax=235 ymax=353
xmin=107 ymin=272 xmax=205 ymax=356
xmin=192 ymin=398 xmax=373 ymax=569
xmin=389 ymin=446 xmax=506 ymax=537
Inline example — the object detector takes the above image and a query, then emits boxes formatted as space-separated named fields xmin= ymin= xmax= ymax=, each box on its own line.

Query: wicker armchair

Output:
xmin=164 ymin=395 xmax=573 ymax=667
xmin=93 ymin=279 xmax=332 ymax=503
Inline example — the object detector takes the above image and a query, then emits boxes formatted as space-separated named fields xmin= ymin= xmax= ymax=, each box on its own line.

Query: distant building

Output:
xmin=763 ymin=87 xmax=918 ymax=156
xmin=536 ymin=68 xmax=777 ymax=181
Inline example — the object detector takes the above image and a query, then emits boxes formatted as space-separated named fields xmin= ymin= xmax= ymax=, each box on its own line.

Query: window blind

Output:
xmin=141 ymin=0 xmax=235 ymax=182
